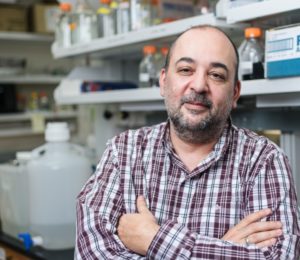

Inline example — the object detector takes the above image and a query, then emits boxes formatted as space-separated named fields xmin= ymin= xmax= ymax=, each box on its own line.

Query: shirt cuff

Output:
xmin=146 ymin=219 xmax=194 ymax=259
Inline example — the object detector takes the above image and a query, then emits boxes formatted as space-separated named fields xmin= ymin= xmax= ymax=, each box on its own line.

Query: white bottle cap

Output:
xmin=16 ymin=151 xmax=32 ymax=162
xmin=45 ymin=122 xmax=70 ymax=142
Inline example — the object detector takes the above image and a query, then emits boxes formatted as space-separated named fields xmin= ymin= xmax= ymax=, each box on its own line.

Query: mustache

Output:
xmin=180 ymin=93 xmax=212 ymax=108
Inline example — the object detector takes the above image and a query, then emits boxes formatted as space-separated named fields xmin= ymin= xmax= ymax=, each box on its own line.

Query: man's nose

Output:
xmin=189 ymin=72 xmax=208 ymax=93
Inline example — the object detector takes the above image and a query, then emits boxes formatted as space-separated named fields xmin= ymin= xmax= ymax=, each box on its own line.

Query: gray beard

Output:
xmin=166 ymin=92 xmax=231 ymax=144
xmin=169 ymin=110 xmax=227 ymax=144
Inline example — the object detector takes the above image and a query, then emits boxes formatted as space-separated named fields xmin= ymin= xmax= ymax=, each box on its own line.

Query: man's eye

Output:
xmin=178 ymin=67 xmax=193 ymax=75
xmin=209 ymin=72 xmax=226 ymax=81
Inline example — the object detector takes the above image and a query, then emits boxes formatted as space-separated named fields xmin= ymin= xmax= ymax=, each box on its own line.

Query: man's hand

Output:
xmin=117 ymin=196 xmax=160 ymax=256
xmin=222 ymin=208 xmax=283 ymax=248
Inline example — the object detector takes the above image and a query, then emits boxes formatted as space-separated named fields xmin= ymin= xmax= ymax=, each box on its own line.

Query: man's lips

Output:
xmin=184 ymin=101 xmax=209 ymax=110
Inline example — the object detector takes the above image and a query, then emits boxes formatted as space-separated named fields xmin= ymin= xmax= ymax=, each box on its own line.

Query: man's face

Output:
xmin=159 ymin=28 xmax=241 ymax=142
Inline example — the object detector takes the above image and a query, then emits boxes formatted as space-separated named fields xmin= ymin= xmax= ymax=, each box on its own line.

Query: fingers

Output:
xmin=236 ymin=209 xmax=272 ymax=229
xmin=241 ymin=221 xmax=282 ymax=238
xmin=256 ymin=238 xmax=277 ymax=248
xmin=136 ymin=195 xmax=150 ymax=215
xmin=247 ymin=228 xmax=282 ymax=246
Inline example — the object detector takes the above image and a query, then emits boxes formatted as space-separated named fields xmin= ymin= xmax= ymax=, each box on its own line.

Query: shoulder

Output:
xmin=231 ymin=124 xmax=285 ymax=160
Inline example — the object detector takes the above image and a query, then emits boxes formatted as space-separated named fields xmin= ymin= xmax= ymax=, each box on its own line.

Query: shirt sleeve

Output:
xmin=147 ymin=151 xmax=300 ymax=260
xmin=75 ymin=142 xmax=145 ymax=260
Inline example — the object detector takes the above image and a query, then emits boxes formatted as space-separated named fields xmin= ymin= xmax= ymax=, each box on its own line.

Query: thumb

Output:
xmin=137 ymin=195 xmax=150 ymax=215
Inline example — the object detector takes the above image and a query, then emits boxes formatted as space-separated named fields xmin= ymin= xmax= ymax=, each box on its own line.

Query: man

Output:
xmin=75 ymin=25 xmax=300 ymax=259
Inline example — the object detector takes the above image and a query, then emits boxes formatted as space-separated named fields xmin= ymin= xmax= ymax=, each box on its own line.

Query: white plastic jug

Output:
xmin=27 ymin=122 xmax=91 ymax=249
xmin=0 ymin=152 xmax=31 ymax=238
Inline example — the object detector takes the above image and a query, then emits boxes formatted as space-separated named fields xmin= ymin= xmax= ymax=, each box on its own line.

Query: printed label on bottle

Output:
xmin=139 ymin=73 xmax=149 ymax=82
xmin=240 ymin=61 xmax=253 ymax=75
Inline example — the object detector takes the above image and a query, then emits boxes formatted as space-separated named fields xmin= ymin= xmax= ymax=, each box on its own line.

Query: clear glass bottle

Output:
xmin=115 ymin=0 xmax=131 ymax=34
xmin=130 ymin=0 xmax=151 ymax=31
xmin=238 ymin=27 xmax=264 ymax=80
xmin=72 ymin=0 xmax=98 ymax=45
xmin=55 ymin=2 xmax=73 ymax=48
xmin=150 ymin=0 xmax=161 ymax=25
xmin=154 ymin=46 xmax=168 ymax=87
xmin=97 ymin=0 xmax=115 ymax=38
xmin=139 ymin=45 xmax=157 ymax=88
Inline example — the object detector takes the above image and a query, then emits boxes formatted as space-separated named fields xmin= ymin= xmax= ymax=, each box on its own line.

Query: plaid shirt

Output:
xmin=76 ymin=121 xmax=300 ymax=259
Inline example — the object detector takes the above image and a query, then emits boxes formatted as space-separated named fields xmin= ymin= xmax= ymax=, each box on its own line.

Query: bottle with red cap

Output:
xmin=238 ymin=27 xmax=264 ymax=80
xmin=139 ymin=45 xmax=157 ymax=88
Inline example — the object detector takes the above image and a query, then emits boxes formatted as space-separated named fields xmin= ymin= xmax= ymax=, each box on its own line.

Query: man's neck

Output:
xmin=169 ymin=126 xmax=219 ymax=172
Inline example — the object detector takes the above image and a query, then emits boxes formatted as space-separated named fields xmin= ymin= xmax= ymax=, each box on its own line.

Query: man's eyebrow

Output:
xmin=211 ymin=62 xmax=229 ymax=73
xmin=175 ymin=57 xmax=195 ymax=66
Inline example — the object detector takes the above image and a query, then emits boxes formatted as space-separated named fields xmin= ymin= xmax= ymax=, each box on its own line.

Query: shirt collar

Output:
xmin=162 ymin=118 xmax=233 ymax=174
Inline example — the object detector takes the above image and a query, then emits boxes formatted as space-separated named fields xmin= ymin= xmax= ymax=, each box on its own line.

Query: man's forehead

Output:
xmin=172 ymin=28 xmax=236 ymax=60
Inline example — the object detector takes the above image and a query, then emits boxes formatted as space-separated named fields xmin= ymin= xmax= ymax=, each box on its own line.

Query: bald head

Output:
xmin=164 ymin=25 xmax=239 ymax=85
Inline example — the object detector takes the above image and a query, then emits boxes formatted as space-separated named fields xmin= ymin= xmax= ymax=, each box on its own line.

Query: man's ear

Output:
xmin=232 ymin=80 xmax=241 ymax=109
xmin=159 ymin=68 xmax=166 ymax=97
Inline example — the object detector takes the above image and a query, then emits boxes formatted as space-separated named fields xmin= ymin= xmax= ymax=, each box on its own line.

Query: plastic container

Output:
xmin=238 ymin=27 xmax=264 ymax=80
xmin=0 ymin=152 xmax=31 ymax=238
xmin=97 ymin=0 xmax=115 ymax=38
xmin=27 ymin=122 xmax=91 ymax=249
xmin=72 ymin=0 xmax=98 ymax=44
xmin=139 ymin=45 xmax=157 ymax=88
xmin=55 ymin=2 xmax=73 ymax=48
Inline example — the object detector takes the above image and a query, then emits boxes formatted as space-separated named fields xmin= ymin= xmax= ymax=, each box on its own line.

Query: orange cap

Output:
xmin=100 ymin=0 xmax=111 ymax=4
xmin=143 ymin=45 xmax=156 ymax=54
xmin=245 ymin=27 xmax=262 ymax=38
xmin=60 ymin=3 xmax=71 ymax=12
xmin=161 ymin=47 xmax=169 ymax=56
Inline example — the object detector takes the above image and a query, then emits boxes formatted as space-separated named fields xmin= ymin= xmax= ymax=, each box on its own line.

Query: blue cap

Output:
xmin=18 ymin=233 xmax=33 ymax=251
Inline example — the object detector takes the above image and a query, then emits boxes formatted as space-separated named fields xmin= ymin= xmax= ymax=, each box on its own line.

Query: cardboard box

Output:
xmin=0 ymin=5 xmax=28 ymax=32
xmin=265 ymin=24 xmax=300 ymax=78
xmin=32 ymin=3 xmax=59 ymax=34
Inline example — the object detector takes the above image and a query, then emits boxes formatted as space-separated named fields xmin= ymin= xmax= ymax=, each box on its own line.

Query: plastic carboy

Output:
xmin=0 ymin=152 xmax=31 ymax=238
xmin=238 ymin=27 xmax=264 ymax=80
xmin=27 ymin=122 xmax=91 ymax=249
xmin=139 ymin=45 xmax=157 ymax=88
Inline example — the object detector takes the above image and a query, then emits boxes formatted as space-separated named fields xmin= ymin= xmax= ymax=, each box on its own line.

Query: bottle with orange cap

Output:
xmin=238 ymin=27 xmax=265 ymax=80
xmin=72 ymin=0 xmax=98 ymax=45
xmin=139 ymin=45 xmax=157 ymax=88
xmin=154 ymin=46 xmax=169 ymax=87
xmin=55 ymin=2 xmax=73 ymax=48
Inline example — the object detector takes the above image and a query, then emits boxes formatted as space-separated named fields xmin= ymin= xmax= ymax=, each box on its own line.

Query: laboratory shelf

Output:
xmin=0 ymin=74 xmax=64 ymax=84
xmin=0 ymin=110 xmax=78 ymax=123
xmin=51 ymin=13 xmax=242 ymax=59
xmin=0 ymin=31 xmax=54 ymax=42
xmin=226 ymin=0 xmax=300 ymax=24
xmin=240 ymin=77 xmax=300 ymax=96
xmin=54 ymin=77 xmax=300 ymax=105
xmin=54 ymin=87 xmax=162 ymax=105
